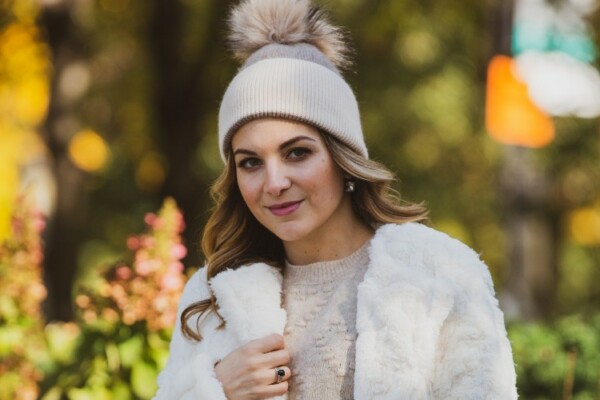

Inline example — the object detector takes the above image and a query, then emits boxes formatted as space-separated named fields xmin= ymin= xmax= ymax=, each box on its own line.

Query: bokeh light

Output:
xmin=68 ymin=129 xmax=111 ymax=173
xmin=569 ymin=206 xmax=600 ymax=246
xmin=485 ymin=55 xmax=555 ymax=148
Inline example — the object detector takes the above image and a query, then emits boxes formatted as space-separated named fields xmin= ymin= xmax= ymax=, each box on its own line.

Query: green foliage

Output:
xmin=509 ymin=314 xmax=600 ymax=399
xmin=40 ymin=323 xmax=170 ymax=400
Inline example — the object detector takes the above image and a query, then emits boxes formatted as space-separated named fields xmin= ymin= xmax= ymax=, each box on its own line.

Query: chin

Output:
xmin=267 ymin=223 xmax=312 ymax=243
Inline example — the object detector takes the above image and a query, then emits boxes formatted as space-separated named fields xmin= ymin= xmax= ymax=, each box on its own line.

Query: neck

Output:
xmin=283 ymin=210 xmax=374 ymax=265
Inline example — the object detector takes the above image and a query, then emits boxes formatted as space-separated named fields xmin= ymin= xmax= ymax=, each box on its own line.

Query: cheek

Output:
xmin=236 ymin=174 xmax=261 ymax=207
xmin=303 ymin=159 xmax=344 ymax=202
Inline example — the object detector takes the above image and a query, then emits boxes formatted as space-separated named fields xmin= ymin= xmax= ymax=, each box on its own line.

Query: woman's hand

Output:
xmin=214 ymin=333 xmax=292 ymax=400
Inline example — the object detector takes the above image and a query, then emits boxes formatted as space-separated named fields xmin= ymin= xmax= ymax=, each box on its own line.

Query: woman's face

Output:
xmin=231 ymin=118 xmax=351 ymax=244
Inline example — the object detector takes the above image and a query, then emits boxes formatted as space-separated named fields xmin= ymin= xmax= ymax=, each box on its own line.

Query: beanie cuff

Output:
xmin=218 ymin=58 xmax=367 ymax=160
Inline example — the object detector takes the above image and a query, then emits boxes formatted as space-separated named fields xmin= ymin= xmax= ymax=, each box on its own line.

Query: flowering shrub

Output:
xmin=41 ymin=198 xmax=187 ymax=399
xmin=75 ymin=197 xmax=186 ymax=332
xmin=0 ymin=196 xmax=47 ymax=400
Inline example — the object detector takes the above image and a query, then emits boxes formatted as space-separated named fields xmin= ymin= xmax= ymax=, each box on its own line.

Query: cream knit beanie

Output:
xmin=218 ymin=0 xmax=367 ymax=160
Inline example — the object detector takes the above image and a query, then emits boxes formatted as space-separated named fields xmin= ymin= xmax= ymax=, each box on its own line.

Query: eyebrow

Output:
xmin=232 ymin=135 xmax=317 ymax=156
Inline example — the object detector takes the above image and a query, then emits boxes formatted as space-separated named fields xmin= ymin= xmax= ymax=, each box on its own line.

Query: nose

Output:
xmin=264 ymin=161 xmax=291 ymax=197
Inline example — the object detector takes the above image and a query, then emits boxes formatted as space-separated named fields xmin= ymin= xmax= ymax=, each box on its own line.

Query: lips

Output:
xmin=267 ymin=200 xmax=303 ymax=216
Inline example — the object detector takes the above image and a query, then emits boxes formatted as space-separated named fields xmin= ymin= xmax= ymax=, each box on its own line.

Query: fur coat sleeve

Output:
xmin=429 ymin=237 xmax=517 ymax=399
xmin=153 ymin=263 xmax=287 ymax=400
xmin=153 ymin=268 xmax=228 ymax=400
xmin=353 ymin=223 xmax=517 ymax=399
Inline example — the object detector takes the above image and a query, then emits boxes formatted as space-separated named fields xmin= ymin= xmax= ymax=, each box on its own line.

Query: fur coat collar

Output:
xmin=155 ymin=223 xmax=518 ymax=399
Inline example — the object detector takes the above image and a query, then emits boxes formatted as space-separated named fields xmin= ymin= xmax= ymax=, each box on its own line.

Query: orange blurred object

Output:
xmin=485 ymin=55 xmax=555 ymax=148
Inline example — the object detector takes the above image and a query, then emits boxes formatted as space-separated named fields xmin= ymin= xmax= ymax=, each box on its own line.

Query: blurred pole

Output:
xmin=499 ymin=146 xmax=558 ymax=320
xmin=488 ymin=0 xmax=559 ymax=320
xmin=488 ymin=0 xmax=513 ymax=58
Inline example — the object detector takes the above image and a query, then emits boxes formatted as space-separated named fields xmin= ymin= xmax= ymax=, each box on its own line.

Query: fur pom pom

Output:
xmin=228 ymin=0 xmax=352 ymax=69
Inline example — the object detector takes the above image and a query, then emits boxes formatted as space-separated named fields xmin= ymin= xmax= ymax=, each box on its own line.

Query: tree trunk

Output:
xmin=38 ymin=2 xmax=90 ymax=321
xmin=148 ymin=0 xmax=232 ymax=266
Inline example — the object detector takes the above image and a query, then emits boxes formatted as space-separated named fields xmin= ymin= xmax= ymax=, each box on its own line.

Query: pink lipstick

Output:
xmin=268 ymin=201 xmax=303 ymax=216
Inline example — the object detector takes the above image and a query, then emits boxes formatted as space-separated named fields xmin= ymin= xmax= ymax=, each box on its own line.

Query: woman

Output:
xmin=154 ymin=0 xmax=518 ymax=399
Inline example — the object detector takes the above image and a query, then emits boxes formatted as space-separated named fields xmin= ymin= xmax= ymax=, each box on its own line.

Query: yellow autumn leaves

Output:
xmin=0 ymin=18 xmax=111 ymax=240
xmin=0 ymin=21 xmax=50 ymax=240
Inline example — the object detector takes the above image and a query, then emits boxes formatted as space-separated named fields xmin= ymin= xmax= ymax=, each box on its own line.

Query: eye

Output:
xmin=287 ymin=147 xmax=311 ymax=160
xmin=237 ymin=157 xmax=262 ymax=169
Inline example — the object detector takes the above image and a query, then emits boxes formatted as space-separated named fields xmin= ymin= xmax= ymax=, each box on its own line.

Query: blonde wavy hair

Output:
xmin=181 ymin=132 xmax=428 ymax=341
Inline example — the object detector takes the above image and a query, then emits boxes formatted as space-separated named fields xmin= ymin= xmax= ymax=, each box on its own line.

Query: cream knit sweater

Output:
xmin=282 ymin=241 xmax=370 ymax=400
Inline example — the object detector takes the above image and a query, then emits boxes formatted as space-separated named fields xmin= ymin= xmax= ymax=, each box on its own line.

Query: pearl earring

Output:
xmin=345 ymin=180 xmax=355 ymax=193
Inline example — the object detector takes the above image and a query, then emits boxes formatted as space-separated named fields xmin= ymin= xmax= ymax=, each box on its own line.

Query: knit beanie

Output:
xmin=218 ymin=0 xmax=367 ymax=161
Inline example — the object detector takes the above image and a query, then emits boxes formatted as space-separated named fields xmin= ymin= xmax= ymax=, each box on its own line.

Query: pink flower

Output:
xmin=135 ymin=260 xmax=151 ymax=276
xmin=30 ymin=283 xmax=47 ymax=301
xmin=135 ymin=259 xmax=160 ymax=276
xmin=144 ymin=212 xmax=164 ymax=229
xmin=127 ymin=237 xmax=140 ymax=250
xmin=140 ymin=236 xmax=155 ymax=248
xmin=144 ymin=213 xmax=157 ymax=226
xmin=160 ymin=273 xmax=183 ymax=291
xmin=170 ymin=244 xmax=187 ymax=259
xmin=11 ymin=217 xmax=24 ymax=236
xmin=115 ymin=266 xmax=132 ymax=280
xmin=153 ymin=295 xmax=169 ymax=311
xmin=33 ymin=216 xmax=46 ymax=234
xmin=134 ymin=250 xmax=149 ymax=264
xmin=169 ymin=262 xmax=184 ymax=273
xmin=174 ymin=213 xmax=186 ymax=232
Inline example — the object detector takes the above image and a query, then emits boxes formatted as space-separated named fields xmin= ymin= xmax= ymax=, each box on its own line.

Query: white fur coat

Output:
xmin=154 ymin=223 xmax=518 ymax=399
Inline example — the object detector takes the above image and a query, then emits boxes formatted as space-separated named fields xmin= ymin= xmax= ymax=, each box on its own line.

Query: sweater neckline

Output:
xmin=283 ymin=239 xmax=371 ymax=284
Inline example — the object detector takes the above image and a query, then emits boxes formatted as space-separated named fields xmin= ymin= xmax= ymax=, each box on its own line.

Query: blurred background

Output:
xmin=1 ymin=0 xmax=599 ymax=398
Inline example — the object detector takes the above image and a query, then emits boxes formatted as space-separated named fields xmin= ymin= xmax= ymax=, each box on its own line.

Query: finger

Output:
xmin=259 ymin=349 xmax=290 ymax=369
xmin=251 ymin=365 xmax=292 ymax=387
xmin=248 ymin=333 xmax=285 ymax=354
xmin=257 ymin=381 xmax=289 ymax=399
xmin=270 ymin=366 xmax=292 ymax=384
